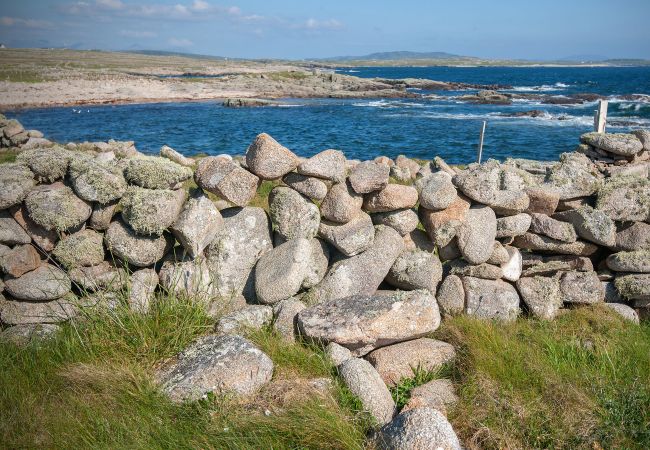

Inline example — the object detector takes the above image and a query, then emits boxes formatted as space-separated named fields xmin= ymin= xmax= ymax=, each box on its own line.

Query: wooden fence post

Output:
xmin=477 ymin=120 xmax=486 ymax=163
xmin=594 ymin=100 xmax=608 ymax=133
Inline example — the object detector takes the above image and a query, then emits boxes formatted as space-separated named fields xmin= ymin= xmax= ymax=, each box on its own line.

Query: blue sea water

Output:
xmin=5 ymin=66 xmax=650 ymax=164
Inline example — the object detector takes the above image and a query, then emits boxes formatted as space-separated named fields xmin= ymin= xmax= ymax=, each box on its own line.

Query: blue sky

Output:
xmin=1 ymin=0 xmax=649 ymax=60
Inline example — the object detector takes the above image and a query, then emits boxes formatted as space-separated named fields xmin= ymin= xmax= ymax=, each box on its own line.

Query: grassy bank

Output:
xmin=1 ymin=297 xmax=648 ymax=449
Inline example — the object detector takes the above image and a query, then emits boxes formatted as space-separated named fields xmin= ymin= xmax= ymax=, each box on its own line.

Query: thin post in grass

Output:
xmin=477 ymin=120 xmax=487 ymax=163
xmin=594 ymin=99 xmax=608 ymax=133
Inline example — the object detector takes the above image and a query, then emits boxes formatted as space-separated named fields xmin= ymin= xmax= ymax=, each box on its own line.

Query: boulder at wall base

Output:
xmin=128 ymin=268 xmax=159 ymax=313
xmin=436 ymin=274 xmax=465 ymax=317
xmin=366 ymin=338 xmax=456 ymax=386
xmin=245 ymin=133 xmax=299 ymax=180
xmin=386 ymin=248 xmax=443 ymax=292
xmin=297 ymin=289 xmax=440 ymax=356
xmin=24 ymin=183 xmax=92 ymax=233
xmin=204 ymin=206 xmax=273 ymax=302
xmin=559 ymin=271 xmax=604 ymax=304
xmin=375 ymin=407 xmax=461 ymax=450
xmin=195 ymin=156 xmax=260 ymax=207
xmin=215 ymin=305 xmax=273 ymax=335
xmin=158 ymin=256 xmax=215 ymax=301
xmin=614 ymin=274 xmax=650 ymax=301
xmin=0 ymin=294 xmax=79 ymax=325
xmin=305 ymin=225 xmax=403 ymax=304
xmin=104 ymin=220 xmax=173 ymax=267
xmin=4 ymin=265 xmax=71 ymax=301
xmin=268 ymin=187 xmax=320 ymax=240
xmin=338 ymin=358 xmax=395 ymax=426
xmin=606 ymin=250 xmax=650 ymax=273
xmin=155 ymin=334 xmax=273 ymax=403
xmin=462 ymin=276 xmax=520 ymax=322
xmin=272 ymin=297 xmax=306 ymax=342
xmin=68 ymin=261 xmax=127 ymax=292
xmin=516 ymin=275 xmax=563 ymax=320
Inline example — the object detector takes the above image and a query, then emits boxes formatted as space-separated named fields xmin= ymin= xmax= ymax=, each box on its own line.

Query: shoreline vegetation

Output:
xmin=1 ymin=48 xmax=649 ymax=110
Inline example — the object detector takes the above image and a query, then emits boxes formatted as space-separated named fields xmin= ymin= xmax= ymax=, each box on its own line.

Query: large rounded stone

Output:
xmin=496 ymin=213 xmax=532 ymax=238
xmin=546 ymin=152 xmax=603 ymax=200
xmin=15 ymin=147 xmax=71 ymax=183
xmin=282 ymin=173 xmax=328 ymax=201
xmin=318 ymin=211 xmax=374 ymax=256
xmin=371 ymin=209 xmax=419 ymax=236
xmin=607 ymin=250 xmax=650 ymax=273
xmin=0 ymin=163 xmax=35 ymax=211
xmin=124 ymin=155 xmax=193 ymax=189
xmin=516 ymin=276 xmax=562 ymax=320
xmin=596 ymin=176 xmax=650 ymax=222
xmin=245 ymin=133 xmax=299 ymax=180
xmin=255 ymin=238 xmax=313 ymax=304
xmin=0 ymin=244 xmax=40 ymax=277
xmin=24 ymin=183 xmax=92 ymax=232
xmin=320 ymin=181 xmax=363 ymax=223
xmin=155 ymin=334 xmax=273 ymax=402
xmin=366 ymin=338 xmax=456 ymax=386
xmin=215 ymin=305 xmax=273 ymax=335
xmin=349 ymin=161 xmax=389 ymax=194
xmin=363 ymin=184 xmax=418 ymax=213
xmin=69 ymin=158 xmax=127 ymax=204
xmin=559 ymin=271 xmax=604 ymax=304
xmin=52 ymin=229 xmax=105 ymax=269
xmin=463 ymin=277 xmax=520 ymax=322
xmin=339 ymin=358 xmax=395 ymax=425
xmin=436 ymin=274 xmax=465 ymax=317
xmin=195 ymin=156 xmax=259 ymax=207
xmin=297 ymin=289 xmax=440 ymax=356
xmin=419 ymin=195 xmax=471 ymax=247
xmin=171 ymin=191 xmax=223 ymax=258
xmin=417 ymin=172 xmax=457 ymax=210
xmin=615 ymin=222 xmax=650 ymax=251
xmin=89 ymin=200 xmax=119 ymax=231
xmin=529 ymin=213 xmax=577 ymax=243
xmin=305 ymin=225 xmax=403 ymax=304
xmin=554 ymin=206 xmax=616 ymax=247
xmin=402 ymin=379 xmax=459 ymax=415
xmin=205 ymin=207 xmax=273 ymax=302
xmin=386 ymin=249 xmax=443 ymax=292
xmin=375 ymin=407 xmax=461 ymax=450
xmin=120 ymin=186 xmax=186 ymax=236
xmin=158 ymin=256 xmax=215 ymax=300
xmin=615 ymin=274 xmax=650 ymax=302
xmin=104 ymin=220 xmax=172 ymax=267
xmin=0 ymin=294 xmax=79 ymax=325
xmin=4 ymin=264 xmax=71 ymax=301
xmin=297 ymin=149 xmax=346 ymax=182
xmin=581 ymin=132 xmax=643 ymax=156
xmin=456 ymin=206 xmax=497 ymax=265
xmin=269 ymin=187 xmax=320 ymax=240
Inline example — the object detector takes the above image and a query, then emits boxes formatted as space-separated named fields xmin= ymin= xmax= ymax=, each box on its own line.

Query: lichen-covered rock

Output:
xmin=488 ymin=241 xmax=510 ymax=265
xmin=245 ymin=133 xmax=299 ymax=179
xmin=68 ymin=157 xmax=127 ymax=204
xmin=120 ymin=186 xmax=186 ymax=236
xmin=338 ymin=358 xmax=395 ymax=425
xmin=386 ymin=249 xmax=442 ymax=292
xmin=607 ymin=250 xmax=650 ymax=273
xmin=160 ymin=145 xmax=195 ymax=167
xmin=269 ymin=187 xmax=320 ymax=240
xmin=371 ymin=208 xmax=419 ymax=236
xmin=155 ymin=334 xmax=273 ymax=402
xmin=302 ymin=238 xmax=330 ymax=289
xmin=615 ymin=274 xmax=650 ymax=301
xmin=436 ymin=274 xmax=465 ymax=317
xmin=215 ymin=305 xmax=273 ymax=335
xmin=255 ymin=238 xmax=313 ymax=304
xmin=272 ymin=297 xmax=306 ymax=342
xmin=349 ymin=161 xmax=390 ymax=194
xmin=297 ymin=149 xmax=346 ymax=182
xmin=615 ymin=222 xmax=650 ymax=251
xmin=4 ymin=264 xmax=71 ymax=301
xmin=88 ymin=200 xmax=118 ymax=231
xmin=16 ymin=147 xmax=72 ymax=183
xmin=195 ymin=156 xmax=259 ymax=206
xmin=282 ymin=172 xmax=328 ymax=201
xmin=9 ymin=206 xmax=58 ymax=251
xmin=128 ymin=268 xmax=158 ymax=313
xmin=205 ymin=207 xmax=273 ymax=302
xmin=0 ymin=211 xmax=31 ymax=245
xmin=68 ymin=261 xmax=128 ymax=292
xmin=545 ymin=152 xmax=602 ymax=200
xmin=366 ymin=338 xmax=456 ymax=386
xmin=450 ymin=261 xmax=503 ymax=280
xmin=171 ymin=191 xmax=223 ymax=258
xmin=417 ymin=172 xmax=457 ymax=210
xmin=419 ymin=195 xmax=471 ymax=247
xmin=559 ymin=271 xmax=604 ymax=304
xmin=52 ymin=229 xmax=105 ymax=269
xmin=554 ymin=206 xmax=616 ymax=247
xmin=463 ymin=277 xmax=520 ymax=322
xmin=375 ymin=407 xmax=461 ymax=450
xmin=159 ymin=256 xmax=215 ymax=300
xmin=297 ymin=289 xmax=440 ymax=356
xmin=104 ymin=220 xmax=172 ymax=267
xmin=0 ymin=244 xmax=40 ymax=277
xmin=363 ymin=184 xmax=418 ymax=213
xmin=320 ymin=181 xmax=363 ymax=223
xmin=124 ymin=155 xmax=193 ymax=189
xmin=325 ymin=342 xmax=352 ymax=366
xmin=516 ymin=276 xmax=562 ymax=320
xmin=529 ymin=212 xmax=577 ymax=243
xmin=402 ymin=378 xmax=459 ymax=415
xmin=581 ymin=132 xmax=643 ymax=156
xmin=525 ymin=186 xmax=560 ymax=215
xmin=512 ymin=232 xmax=598 ymax=256
xmin=24 ymin=183 xmax=92 ymax=232
xmin=596 ymin=176 xmax=650 ymax=222
xmin=0 ymin=162 xmax=36 ymax=210
xmin=306 ymin=225 xmax=403 ymax=304
xmin=318 ymin=211 xmax=375 ymax=256
xmin=0 ymin=294 xmax=79 ymax=325
xmin=456 ymin=206 xmax=497 ymax=265
xmin=496 ymin=213 xmax=532 ymax=239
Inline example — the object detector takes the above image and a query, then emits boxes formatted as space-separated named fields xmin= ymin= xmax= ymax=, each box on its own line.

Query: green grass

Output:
xmin=437 ymin=306 xmax=650 ymax=449
xmin=389 ymin=364 xmax=452 ymax=409
xmin=0 ymin=150 xmax=19 ymax=164
xmin=249 ymin=179 xmax=280 ymax=211
xmin=0 ymin=69 xmax=48 ymax=83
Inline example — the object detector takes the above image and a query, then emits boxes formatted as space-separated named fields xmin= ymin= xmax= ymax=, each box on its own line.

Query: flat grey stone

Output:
xmin=24 ymin=183 xmax=91 ymax=232
xmin=159 ymin=256 xmax=215 ymax=301
xmin=68 ymin=261 xmax=127 ymax=292
xmin=128 ymin=268 xmax=158 ymax=313
xmin=553 ymin=206 xmax=616 ymax=247
xmin=0 ymin=294 xmax=79 ymax=325
xmin=68 ymin=158 xmax=127 ymax=204
xmin=325 ymin=342 xmax=352 ymax=366
xmin=606 ymin=250 xmax=650 ymax=273
xmin=545 ymin=152 xmax=603 ymax=200
xmin=402 ymin=379 xmax=459 ymax=415
xmin=463 ymin=277 xmax=520 ymax=322
xmin=615 ymin=222 xmax=650 ymax=251
xmin=436 ymin=274 xmax=465 ymax=317
xmin=559 ymin=271 xmax=604 ymax=304
xmin=318 ymin=211 xmax=374 ymax=256
xmin=516 ymin=276 xmax=562 ymax=320
xmin=349 ymin=161 xmax=389 ymax=194
xmin=604 ymin=303 xmax=640 ymax=324
xmin=529 ymin=213 xmax=577 ymax=243
xmin=387 ymin=249 xmax=443 ymax=292
xmin=596 ymin=176 xmax=650 ymax=222
xmin=496 ymin=213 xmax=531 ymax=238
xmin=0 ymin=211 xmax=31 ymax=245
xmin=371 ymin=208 xmax=419 ymax=236
xmin=104 ymin=219 xmax=172 ymax=267
xmin=89 ymin=200 xmax=118 ymax=231
xmin=615 ymin=274 xmax=650 ymax=301
xmin=215 ymin=305 xmax=273 ymax=335
xmin=4 ymin=264 xmax=70 ymax=301
xmin=363 ymin=184 xmax=418 ymax=213
xmin=282 ymin=172 xmax=328 ymax=201
xmin=0 ymin=163 xmax=36 ymax=210
xmin=581 ymin=132 xmax=643 ymax=156
xmin=512 ymin=232 xmax=598 ymax=256
xmin=124 ymin=155 xmax=192 ymax=189
xmin=52 ymin=229 xmax=105 ymax=269
xmin=272 ymin=297 xmax=306 ymax=342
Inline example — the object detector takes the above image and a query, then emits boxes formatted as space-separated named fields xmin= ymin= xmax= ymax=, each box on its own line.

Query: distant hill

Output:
xmin=318 ymin=50 xmax=469 ymax=61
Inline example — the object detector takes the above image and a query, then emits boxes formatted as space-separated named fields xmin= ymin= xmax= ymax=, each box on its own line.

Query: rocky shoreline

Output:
xmin=1 ymin=112 xmax=649 ymax=448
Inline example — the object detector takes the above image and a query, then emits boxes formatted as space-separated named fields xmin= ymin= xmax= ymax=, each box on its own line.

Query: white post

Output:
xmin=594 ymin=99 xmax=608 ymax=133
xmin=477 ymin=120 xmax=486 ymax=163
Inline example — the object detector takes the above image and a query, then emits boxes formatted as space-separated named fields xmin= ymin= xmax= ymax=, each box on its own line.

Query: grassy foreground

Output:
xmin=1 ymin=297 xmax=648 ymax=449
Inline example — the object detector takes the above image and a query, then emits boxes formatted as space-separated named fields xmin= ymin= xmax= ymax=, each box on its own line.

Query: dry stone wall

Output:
xmin=1 ymin=111 xmax=649 ymax=446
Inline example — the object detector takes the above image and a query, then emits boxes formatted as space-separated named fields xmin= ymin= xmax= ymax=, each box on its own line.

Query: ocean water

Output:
xmin=5 ymin=66 xmax=650 ymax=164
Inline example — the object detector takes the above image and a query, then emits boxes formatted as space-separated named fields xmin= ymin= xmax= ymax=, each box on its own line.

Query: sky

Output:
xmin=1 ymin=0 xmax=649 ymax=60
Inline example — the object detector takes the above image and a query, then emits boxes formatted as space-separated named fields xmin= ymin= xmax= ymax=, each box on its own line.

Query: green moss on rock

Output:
xmin=52 ymin=229 xmax=105 ymax=269
xmin=16 ymin=146 xmax=74 ymax=182
xmin=120 ymin=186 xmax=186 ymax=235
xmin=69 ymin=157 xmax=127 ymax=204
xmin=24 ymin=184 xmax=92 ymax=232
xmin=124 ymin=156 xmax=193 ymax=190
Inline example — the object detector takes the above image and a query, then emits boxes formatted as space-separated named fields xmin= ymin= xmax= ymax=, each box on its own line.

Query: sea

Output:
xmin=5 ymin=66 xmax=650 ymax=164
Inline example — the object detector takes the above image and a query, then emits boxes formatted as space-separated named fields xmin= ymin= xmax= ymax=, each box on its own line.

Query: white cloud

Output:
xmin=192 ymin=0 xmax=210 ymax=11
xmin=119 ymin=29 xmax=157 ymax=38
xmin=168 ymin=37 xmax=193 ymax=47
xmin=301 ymin=18 xmax=343 ymax=31
xmin=0 ymin=16 xmax=53 ymax=29
xmin=96 ymin=0 xmax=124 ymax=10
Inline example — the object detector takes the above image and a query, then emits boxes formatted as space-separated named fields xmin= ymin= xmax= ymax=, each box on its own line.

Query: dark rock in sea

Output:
xmin=223 ymin=98 xmax=278 ymax=107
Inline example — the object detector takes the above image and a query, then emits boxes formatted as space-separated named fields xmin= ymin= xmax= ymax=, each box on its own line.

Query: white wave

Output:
xmin=276 ymin=104 xmax=304 ymax=108
xmin=506 ymin=83 xmax=568 ymax=92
